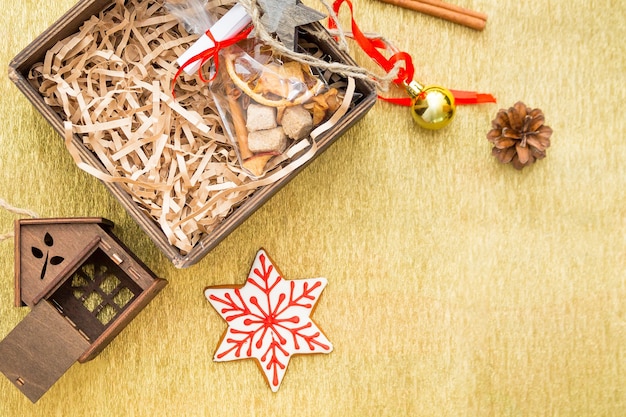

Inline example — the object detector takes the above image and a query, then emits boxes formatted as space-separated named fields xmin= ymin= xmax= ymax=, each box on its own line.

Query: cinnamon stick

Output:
xmin=224 ymin=80 xmax=253 ymax=160
xmin=417 ymin=0 xmax=487 ymax=21
xmin=378 ymin=0 xmax=487 ymax=31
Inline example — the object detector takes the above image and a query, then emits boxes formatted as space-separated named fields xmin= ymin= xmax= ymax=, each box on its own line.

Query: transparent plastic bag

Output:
xmin=164 ymin=0 xmax=216 ymax=35
xmin=167 ymin=1 xmax=345 ymax=177
xmin=211 ymin=41 xmax=343 ymax=177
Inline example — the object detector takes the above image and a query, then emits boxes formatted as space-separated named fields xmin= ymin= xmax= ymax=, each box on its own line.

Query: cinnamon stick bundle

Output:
xmin=379 ymin=0 xmax=487 ymax=31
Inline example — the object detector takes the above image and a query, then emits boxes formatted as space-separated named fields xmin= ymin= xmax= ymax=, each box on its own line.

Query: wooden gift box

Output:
xmin=8 ymin=0 xmax=377 ymax=268
xmin=0 ymin=218 xmax=167 ymax=402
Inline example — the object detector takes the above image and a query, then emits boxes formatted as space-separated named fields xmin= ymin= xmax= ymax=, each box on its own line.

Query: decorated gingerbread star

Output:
xmin=204 ymin=249 xmax=333 ymax=392
xmin=257 ymin=0 xmax=326 ymax=50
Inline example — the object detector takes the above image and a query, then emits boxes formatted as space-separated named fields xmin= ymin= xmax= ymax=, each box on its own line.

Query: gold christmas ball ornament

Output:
xmin=405 ymin=81 xmax=456 ymax=130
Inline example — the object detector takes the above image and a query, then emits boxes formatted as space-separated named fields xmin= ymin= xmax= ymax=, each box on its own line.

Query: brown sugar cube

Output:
xmin=281 ymin=105 xmax=313 ymax=140
xmin=246 ymin=103 xmax=277 ymax=132
xmin=248 ymin=127 xmax=288 ymax=154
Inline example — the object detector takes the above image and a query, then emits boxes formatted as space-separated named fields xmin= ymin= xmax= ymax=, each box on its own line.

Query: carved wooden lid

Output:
xmin=0 ymin=301 xmax=90 ymax=402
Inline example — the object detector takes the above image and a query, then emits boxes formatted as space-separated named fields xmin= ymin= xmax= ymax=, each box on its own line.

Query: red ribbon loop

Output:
xmin=330 ymin=0 xmax=414 ymax=85
xmin=329 ymin=0 xmax=495 ymax=106
xmin=172 ymin=25 xmax=253 ymax=97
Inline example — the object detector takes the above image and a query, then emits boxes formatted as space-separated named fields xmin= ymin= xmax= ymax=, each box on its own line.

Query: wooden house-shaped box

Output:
xmin=0 ymin=218 xmax=166 ymax=402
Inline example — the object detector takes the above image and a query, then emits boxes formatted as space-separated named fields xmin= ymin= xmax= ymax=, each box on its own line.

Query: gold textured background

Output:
xmin=1 ymin=0 xmax=625 ymax=415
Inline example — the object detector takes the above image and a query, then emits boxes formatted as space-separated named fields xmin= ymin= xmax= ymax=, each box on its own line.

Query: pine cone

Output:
xmin=487 ymin=101 xmax=552 ymax=170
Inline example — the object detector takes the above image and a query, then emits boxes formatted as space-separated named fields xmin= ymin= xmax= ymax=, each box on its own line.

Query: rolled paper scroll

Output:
xmin=176 ymin=3 xmax=252 ymax=75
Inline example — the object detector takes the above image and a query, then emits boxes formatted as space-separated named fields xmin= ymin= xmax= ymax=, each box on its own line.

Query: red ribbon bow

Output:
xmin=171 ymin=25 xmax=253 ymax=97
xmin=329 ymin=0 xmax=414 ymax=85
xmin=328 ymin=0 xmax=495 ymax=106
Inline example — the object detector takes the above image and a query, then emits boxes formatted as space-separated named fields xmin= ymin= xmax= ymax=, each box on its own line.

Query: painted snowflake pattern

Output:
xmin=204 ymin=249 xmax=333 ymax=392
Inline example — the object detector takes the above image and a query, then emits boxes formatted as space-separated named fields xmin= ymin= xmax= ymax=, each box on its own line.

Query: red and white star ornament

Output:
xmin=204 ymin=249 xmax=333 ymax=392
